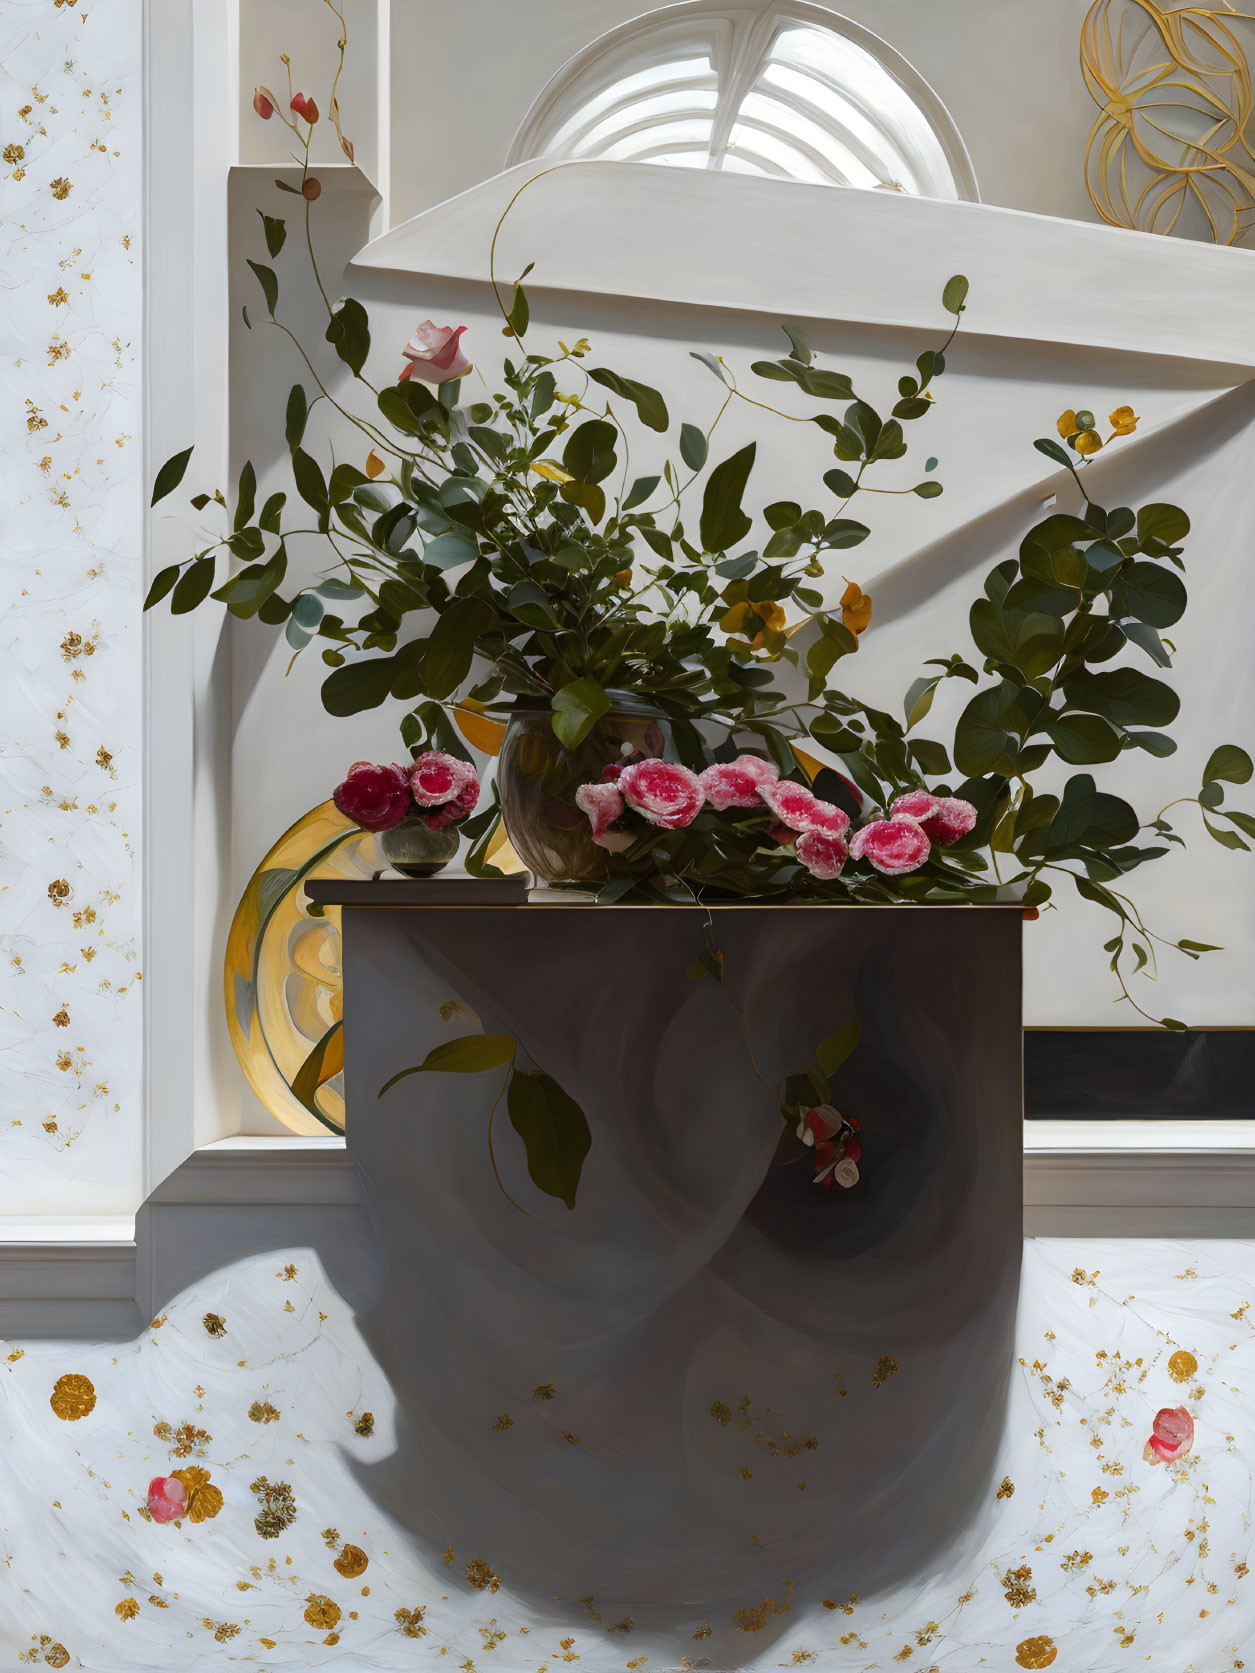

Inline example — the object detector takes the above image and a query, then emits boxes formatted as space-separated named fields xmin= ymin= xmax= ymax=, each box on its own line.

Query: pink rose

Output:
xmin=848 ymin=816 xmax=931 ymax=876
xmin=618 ymin=760 xmax=704 ymax=830
xmin=796 ymin=828 xmax=848 ymax=880
xmin=575 ymin=781 xmax=630 ymax=850
xmin=333 ymin=762 xmax=412 ymax=832
xmin=399 ymin=321 xmax=471 ymax=386
xmin=890 ymin=791 xmax=978 ymax=845
xmin=290 ymin=92 xmax=319 ymax=124
xmin=1144 ymin=1406 xmax=1194 ymax=1465
xmin=767 ymin=822 xmax=797 ymax=848
xmin=147 ymin=1475 xmax=188 ymax=1523
xmin=833 ymin=1158 xmax=860 ymax=1188
xmin=253 ymin=86 xmax=276 ymax=121
xmin=408 ymin=750 xmax=477 ymax=808
xmin=422 ymin=775 xmax=480 ymax=831
xmin=759 ymin=780 xmax=850 ymax=838
xmin=601 ymin=761 xmax=626 ymax=781
xmin=797 ymin=1104 xmax=841 ymax=1147
xmin=698 ymin=755 xmax=779 ymax=811
xmin=843 ymin=1135 xmax=862 ymax=1164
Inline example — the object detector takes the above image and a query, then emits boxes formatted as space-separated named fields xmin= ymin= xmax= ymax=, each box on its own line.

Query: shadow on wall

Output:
xmin=330 ymin=905 xmax=1023 ymax=1659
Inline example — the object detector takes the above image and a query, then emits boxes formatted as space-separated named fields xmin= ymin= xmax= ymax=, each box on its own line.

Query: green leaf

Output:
xmin=170 ymin=555 xmax=216 ymax=614
xmin=690 ymin=350 xmax=728 ymax=385
xmin=821 ymin=518 xmax=870 ymax=550
xmin=1112 ymin=561 xmax=1186 ymax=628
xmin=912 ymin=480 xmax=943 ymax=498
xmin=507 ymin=281 xmax=529 ymax=338
xmin=151 ymin=445 xmax=194 ymax=506
xmin=823 ymin=468 xmax=858 ymax=499
xmin=325 ymin=296 xmax=371 ymax=376
xmin=291 ymin=448 xmax=329 ymax=516
xmin=1205 ymin=818 xmax=1249 ymax=851
xmin=321 ymin=654 xmax=405 ymax=717
xmin=551 ymin=677 xmax=611 ymax=750
xmin=903 ymin=675 xmax=939 ymax=729
xmin=1034 ymin=436 xmax=1075 ymax=470
xmin=212 ymin=546 xmax=288 ymax=616
xmin=1064 ymin=667 xmax=1179 ymax=729
xmin=954 ymin=682 xmax=1021 ymax=777
xmin=816 ymin=1018 xmax=860 ymax=1077
xmin=233 ymin=460 xmax=257 ymax=532
xmin=1137 ymin=503 xmax=1190 ymax=546
xmin=1127 ymin=730 xmax=1177 ymax=757
xmin=699 ymin=442 xmax=756 ymax=553
xmin=563 ymin=418 xmax=618 ymax=484
xmin=290 ymin=1020 xmax=343 ymax=1119
xmin=909 ymin=738 xmax=951 ymax=775
xmin=257 ymin=210 xmax=286 ymax=257
xmin=679 ymin=422 xmax=708 ymax=471
xmin=1043 ymin=711 xmax=1123 ymax=765
xmin=379 ymin=1033 xmax=518 ymax=1095
xmin=941 ymin=274 xmax=969 ymax=315
xmin=424 ymin=596 xmax=494 ymax=698
xmin=144 ymin=564 xmax=181 ymax=609
xmin=1047 ymin=773 xmax=1138 ymax=848
xmin=258 ymin=490 xmax=287 ymax=534
xmin=246 ymin=258 xmax=279 ymax=317
xmin=781 ymin=323 xmax=812 ymax=364
xmin=588 ymin=367 xmax=669 ymax=432
xmin=422 ymin=528 xmax=479 ymax=570
xmin=622 ymin=475 xmax=659 ymax=510
xmin=560 ymin=479 xmax=607 ymax=525
xmin=285 ymin=384 xmax=308 ymax=450
xmin=507 ymin=1069 xmax=592 ymax=1210
xmin=1203 ymin=744 xmax=1253 ymax=785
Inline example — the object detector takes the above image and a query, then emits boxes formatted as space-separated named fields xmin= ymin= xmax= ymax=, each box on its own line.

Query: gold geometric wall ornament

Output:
xmin=1082 ymin=0 xmax=1255 ymax=243
xmin=224 ymin=800 xmax=524 ymax=1135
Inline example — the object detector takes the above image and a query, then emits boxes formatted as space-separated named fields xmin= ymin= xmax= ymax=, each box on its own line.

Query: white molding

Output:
xmin=353 ymin=159 xmax=1255 ymax=371
xmin=4 ymin=1131 xmax=1254 ymax=1335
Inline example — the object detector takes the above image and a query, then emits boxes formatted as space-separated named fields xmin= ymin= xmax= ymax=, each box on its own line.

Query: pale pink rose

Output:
xmin=833 ymin=1157 xmax=860 ymax=1188
xmin=147 ymin=1475 xmax=188 ymax=1523
xmin=890 ymin=791 xmax=978 ymax=846
xmin=333 ymin=762 xmax=412 ymax=832
xmin=759 ymin=780 xmax=851 ymax=837
xmin=698 ymin=755 xmax=779 ymax=811
xmin=576 ymin=781 xmax=627 ymax=848
xmin=796 ymin=828 xmax=848 ymax=880
xmin=797 ymin=1104 xmax=842 ymax=1147
xmin=618 ymin=760 xmax=704 ymax=830
xmin=1144 ymin=1405 xmax=1194 ymax=1465
xmin=422 ymin=775 xmax=480 ymax=831
xmin=848 ymin=816 xmax=931 ymax=876
xmin=253 ymin=86 xmax=276 ymax=121
xmin=398 ymin=321 xmax=471 ymax=386
xmin=290 ymin=91 xmax=319 ymax=124
xmin=408 ymin=750 xmax=477 ymax=808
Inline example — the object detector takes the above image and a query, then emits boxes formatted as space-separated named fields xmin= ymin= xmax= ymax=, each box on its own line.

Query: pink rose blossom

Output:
xmin=843 ymin=1135 xmax=862 ymax=1164
xmin=290 ymin=91 xmax=319 ymax=124
xmin=147 ymin=1475 xmax=188 ymax=1523
xmin=796 ymin=828 xmax=849 ymax=880
xmin=1144 ymin=1406 xmax=1194 ymax=1465
xmin=398 ymin=321 xmax=471 ymax=386
xmin=797 ymin=1104 xmax=842 ymax=1147
xmin=848 ymin=816 xmax=931 ymax=876
xmin=890 ymin=791 xmax=978 ymax=845
xmin=333 ymin=762 xmax=412 ymax=832
xmin=422 ymin=775 xmax=480 ymax=831
xmin=408 ymin=751 xmax=477 ymax=808
xmin=576 ymin=781 xmax=629 ymax=849
xmin=833 ymin=1157 xmax=860 ymax=1188
xmin=600 ymin=761 xmax=626 ymax=781
xmin=767 ymin=822 xmax=797 ymax=848
xmin=253 ymin=86 xmax=276 ymax=120
xmin=759 ymin=780 xmax=850 ymax=837
xmin=618 ymin=760 xmax=704 ymax=830
xmin=698 ymin=755 xmax=779 ymax=810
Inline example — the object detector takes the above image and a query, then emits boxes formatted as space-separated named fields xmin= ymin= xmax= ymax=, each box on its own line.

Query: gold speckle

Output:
xmin=395 ymin=1606 xmax=427 ymax=1638
xmin=248 ymin=1399 xmax=279 ymax=1424
xmin=6 ymin=1349 xmax=24 ymax=1363
xmin=3 ymin=143 xmax=25 ymax=164
xmin=250 ymin=1476 xmax=295 ymax=1538
xmin=202 ymin=1312 xmax=226 ymax=1337
xmin=49 ymin=1373 xmax=95 ymax=1420
xmin=49 ymin=176 xmax=73 ymax=199
xmin=202 ymin=1620 xmax=240 ymax=1643
xmin=493 ymin=1413 xmax=514 ymax=1432
xmin=693 ymin=1622 xmax=712 ymax=1639
xmin=48 ymin=879 xmax=71 ymax=903
xmin=334 ymin=1544 xmax=368 ymax=1580
xmin=466 ymin=1558 xmax=500 ymax=1594
xmin=114 ymin=1600 xmax=139 ymax=1622
xmin=532 ymin=1383 xmax=556 ymax=1402
xmin=1015 ymin=1637 xmax=1058 ymax=1670
xmin=52 ymin=1007 xmax=70 ymax=1028
xmin=871 ymin=1354 xmax=899 ymax=1388
xmin=732 ymin=1583 xmax=792 ymax=1632
xmin=304 ymin=1594 xmax=341 ymax=1630
xmin=170 ymin=1466 xmax=223 ymax=1523
xmin=44 ymin=1646 xmax=70 ymax=1669
xmin=1169 ymin=1350 xmax=1199 ymax=1383
xmin=739 ymin=1466 xmax=752 ymax=1480
xmin=997 ymin=1475 xmax=1015 ymax=1499
xmin=1072 ymin=1267 xmax=1098 ymax=1288
xmin=710 ymin=1400 xmax=732 ymax=1426
xmin=322 ymin=1527 xmax=340 ymax=1548
xmin=353 ymin=1410 xmax=374 ymax=1436
xmin=96 ymin=746 xmax=113 ymax=771
xmin=1002 ymin=1564 xmax=1037 ymax=1608
xmin=561 ymin=1430 xmax=582 ymax=1445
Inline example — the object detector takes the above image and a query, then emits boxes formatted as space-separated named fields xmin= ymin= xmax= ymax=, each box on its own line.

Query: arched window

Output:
xmin=508 ymin=1 xmax=977 ymax=201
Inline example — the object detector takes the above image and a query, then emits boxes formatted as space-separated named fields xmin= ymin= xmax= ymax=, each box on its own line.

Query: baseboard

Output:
xmin=4 ymin=1130 xmax=1255 ymax=1334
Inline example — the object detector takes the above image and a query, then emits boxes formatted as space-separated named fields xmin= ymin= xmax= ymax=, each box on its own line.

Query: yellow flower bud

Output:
xmin=1109 ymin=405 xmax=1138 ymax=436
xmin=1056 ymin=409 xmax=1079 ymax=440
xmin=1074 ymin=430 xmax=1103 ymax=456
xmin=839 ymin=578 xmax=873 ymax=636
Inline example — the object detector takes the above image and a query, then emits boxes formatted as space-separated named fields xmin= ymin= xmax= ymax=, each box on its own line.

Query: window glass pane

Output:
xmin=601 ymin=120 xmax=715 ymax=163
xmin=735 ymin=90 xmax=881 ymax=188
xmin=573 ymin=88 xmax=719 ymax=158
xmin=542 ymin=56 xmax=716 ymax=156
xmin=724 ymin=121 xmax=832 ymax=185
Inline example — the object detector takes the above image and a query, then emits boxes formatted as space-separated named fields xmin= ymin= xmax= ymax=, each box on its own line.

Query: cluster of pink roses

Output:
xmin=797 ymin=1104 xmax=862 ymax=1189
xmin=333 ymin=752 xmax=480 ymax=834
xmin=575 ymin=755 xmax=977 ymax=883
xmin=1144 ymin=1405 xmax=1194 ymax=1465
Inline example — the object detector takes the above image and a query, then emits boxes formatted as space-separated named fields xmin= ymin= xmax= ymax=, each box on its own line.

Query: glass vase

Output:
xmin=378 ymin=814 xmax=460 ymax=878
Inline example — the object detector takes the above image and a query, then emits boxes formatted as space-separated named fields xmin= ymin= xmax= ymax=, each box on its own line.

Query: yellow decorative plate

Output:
xmin=224 ymin=799 xmax=524 ymax=1134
